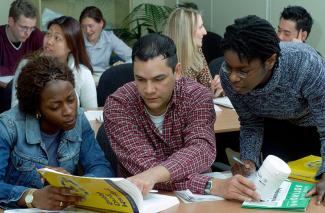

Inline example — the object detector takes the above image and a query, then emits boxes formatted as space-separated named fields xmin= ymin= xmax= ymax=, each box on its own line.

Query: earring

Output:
xmin=36 ymin=113 xmax=41 ymax=119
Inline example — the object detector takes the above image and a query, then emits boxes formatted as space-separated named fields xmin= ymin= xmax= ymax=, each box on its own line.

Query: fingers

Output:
xmin=215 ymin=176 xmax=260 ymax=202
xmin=306 ymin=187 xmax=316 ymax=197
xmin=297 ymin=29 xmax=303 ymax=41
xmin=231 ymin=161 xmax=255 ymax=177
xmin=211 ymin=75 xmax=224 ymax=97
xmin=127 ymin=178 xmax=152 ymax=196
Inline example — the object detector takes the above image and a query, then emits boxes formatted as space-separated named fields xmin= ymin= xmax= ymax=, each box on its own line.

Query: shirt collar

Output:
xmin=25 ymin=112 xmax=82 ymax=145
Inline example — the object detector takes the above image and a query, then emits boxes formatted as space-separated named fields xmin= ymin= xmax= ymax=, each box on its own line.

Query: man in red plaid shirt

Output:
xmin=104 ymin=33 xmax=260 ymax=202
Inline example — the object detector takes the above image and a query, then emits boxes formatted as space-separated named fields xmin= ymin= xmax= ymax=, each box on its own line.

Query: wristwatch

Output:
xmin=204 ymin=179 xmax=213 ymax=195
xmin=25 ymin=189 xmax=37 ymax=208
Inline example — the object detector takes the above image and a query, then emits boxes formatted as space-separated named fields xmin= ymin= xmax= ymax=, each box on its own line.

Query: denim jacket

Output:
xmin=0 ymin=106 xmax=114 ymax=208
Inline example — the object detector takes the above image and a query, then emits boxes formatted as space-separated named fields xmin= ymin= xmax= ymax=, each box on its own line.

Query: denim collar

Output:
xmin=25 ymin=113 xmax=82 ymax=145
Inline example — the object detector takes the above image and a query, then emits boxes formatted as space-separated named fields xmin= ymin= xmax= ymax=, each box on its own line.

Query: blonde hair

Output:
xmin=163 ymin=8 xmax=204 ymax=75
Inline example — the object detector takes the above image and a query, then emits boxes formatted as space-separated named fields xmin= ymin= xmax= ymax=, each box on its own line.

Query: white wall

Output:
xmin=0 ymin=1 xmax=13 ymax=25
xmin=180 ymin=0 xmax=325 ymax=55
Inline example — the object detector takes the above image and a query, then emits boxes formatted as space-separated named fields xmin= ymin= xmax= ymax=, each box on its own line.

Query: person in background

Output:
xmin=0 ymin=55 xmax=114 ymax=210
xmin=0 ymin=0 xmax=43 ymax=76
xmin=220 ymin=15 xmax=325 ymax=205
xmin=104 ymin=33 xmax=260 ymax=202
xmin=277 ymin=5 xmax=313 ymax=42
xmin=12 ymin=16 xmax=97 ymax=108
xmin=163 ymin=7 xmax=223 ymax=97
xmin=79 ymin=6 xmax=132 ymax=73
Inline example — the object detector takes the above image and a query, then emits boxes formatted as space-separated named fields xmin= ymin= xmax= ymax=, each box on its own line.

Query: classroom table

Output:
xmin=89 ymin=106 xmax=240 ymax=135
xmin=161 ymin=194 xmax=323 ymax=213
xmin=214 ymin=106 xmax=240 ymax=133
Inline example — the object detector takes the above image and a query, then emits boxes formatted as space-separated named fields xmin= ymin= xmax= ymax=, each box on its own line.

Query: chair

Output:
xmin=0 ymin=79 xmax=13 ymax=113
xmin=202 ymin=31 xmax=223 ymax=64
xmin=208 ymin=56 xmax=224 ymax=77
xmin=97 ymin=63 xmax=134 ymax=107
xmin=96 ymin=123 xmax=118 ymax=175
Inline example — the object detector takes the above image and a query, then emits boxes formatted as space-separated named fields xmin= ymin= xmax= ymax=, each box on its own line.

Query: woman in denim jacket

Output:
xmin=0 ymin=55 xmax=114 ymax=210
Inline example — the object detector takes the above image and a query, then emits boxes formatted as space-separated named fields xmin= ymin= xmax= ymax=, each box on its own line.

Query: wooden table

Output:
xmin=89 ymin=107 xmax=240 ymax=135
xmin=161 ymin=196 xmax=323 ymax=213
xmin=214 ymin=106 xmax=240 ymax=133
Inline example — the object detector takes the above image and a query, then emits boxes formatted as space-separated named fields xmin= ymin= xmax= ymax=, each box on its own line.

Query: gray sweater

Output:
xmin=220 ymin=42 xmax=325 ymax=177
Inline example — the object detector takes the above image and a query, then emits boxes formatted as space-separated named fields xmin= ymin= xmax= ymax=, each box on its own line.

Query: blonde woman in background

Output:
xmin=164 ymin=7 xmax=222 ymax=96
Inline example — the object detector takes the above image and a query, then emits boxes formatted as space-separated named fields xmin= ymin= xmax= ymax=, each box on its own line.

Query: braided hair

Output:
xmin=221 ymin=15 xmax=280 ymax=63
xmin=16 ymin=54 xmax=74 ymax=115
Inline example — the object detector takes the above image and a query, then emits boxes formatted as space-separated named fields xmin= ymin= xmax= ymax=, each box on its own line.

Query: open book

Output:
xmin=288 ymin=155 xmax=321 ymax=183
xmin=242 ymin=180 xmax=314 ymax=212
xmin=38 ymin=168 xmax=179 ymax=213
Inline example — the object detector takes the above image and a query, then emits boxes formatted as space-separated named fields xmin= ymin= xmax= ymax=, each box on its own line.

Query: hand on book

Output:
xmin=127 ymin=175 xmax=155 ymax=196
xmin=231 ymin=159 xmax=256 ymax=177
xmin=211 ymin=175 xmax=261 ymax=202
xmin=306 ymin=174 xmax=325 ymax=206
xmin=22 ymin=185 xmax=83 ymax=210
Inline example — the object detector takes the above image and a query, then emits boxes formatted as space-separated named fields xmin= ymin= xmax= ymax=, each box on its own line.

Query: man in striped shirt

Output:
xmin=104 ymin=33 xmax=260 ymax=202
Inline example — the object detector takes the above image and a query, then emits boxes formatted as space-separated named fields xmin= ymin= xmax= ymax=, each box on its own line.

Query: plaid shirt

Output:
xmin=104 ymin=77 xmax=216 ymax=194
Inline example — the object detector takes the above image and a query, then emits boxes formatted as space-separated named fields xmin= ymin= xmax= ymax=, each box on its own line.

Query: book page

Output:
xmin=213 ymin=97 xmax=234 ymax=109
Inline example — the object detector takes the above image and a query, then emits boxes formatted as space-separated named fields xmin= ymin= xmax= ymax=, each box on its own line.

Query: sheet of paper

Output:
xmin=84 ymin=110 xmax=103 ymax=122
xmin=213 ymin=97 xmax=234 ymax=109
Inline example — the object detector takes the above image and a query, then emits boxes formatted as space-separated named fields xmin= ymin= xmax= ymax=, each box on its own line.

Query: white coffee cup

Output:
xmin=253 ymin=155 xmax=291 ymax=201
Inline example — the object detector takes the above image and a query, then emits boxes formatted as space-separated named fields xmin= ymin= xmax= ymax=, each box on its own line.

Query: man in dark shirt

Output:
xmin=0 ymin=0 xmax=43 ymax=76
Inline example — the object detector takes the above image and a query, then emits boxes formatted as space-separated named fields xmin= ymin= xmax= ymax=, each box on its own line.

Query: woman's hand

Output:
xmin=210 ymin=75 xmax=224 ymax=97
xmin=231 ymin=159 xmax=256 ymax=177
xmin=33 ymin=186 xmax=82 ymax=210
xmin=306 ymin=173 xmax=325 ymax=205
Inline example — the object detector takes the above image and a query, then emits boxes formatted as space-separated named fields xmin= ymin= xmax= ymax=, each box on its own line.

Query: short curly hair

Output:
xmin=16 ymin=54 xmax=75 ymax=115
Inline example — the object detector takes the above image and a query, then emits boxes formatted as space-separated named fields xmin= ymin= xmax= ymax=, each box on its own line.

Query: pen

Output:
xmin=233 ymin=156 xmax=246 ymax=166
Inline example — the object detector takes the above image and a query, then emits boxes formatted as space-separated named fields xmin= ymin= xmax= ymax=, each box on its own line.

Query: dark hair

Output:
xmin=47 ymin=16 xmax=93 ymax=73
xmin=280 ymin=6 xmax=313 ymax=37
xmin=132 ymin=33 xmax=178 ymax=71
xmin=221 ymin=15 xmax=280 ymax=63
xmin=9 ymin=0 xmax=37 ymax=21
xmin=17 ymin=54 xmax=74 ymax=115
xmin=79 ymin=6 xmax=106 ymax=29
xmin=177 ymin=2 xmax=198 ymax=10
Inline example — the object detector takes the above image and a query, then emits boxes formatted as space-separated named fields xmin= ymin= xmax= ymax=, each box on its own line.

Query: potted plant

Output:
xmin=116 ymin=3 xmax=173 ymax=45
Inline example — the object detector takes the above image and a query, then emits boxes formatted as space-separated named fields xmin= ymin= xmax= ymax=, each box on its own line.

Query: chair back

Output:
xmin=97 ymin=63 xmax=134 ymax=107
xmin=208 ymin=56 xmax=224 ymax=77
xmin=96 ymin=123 xmax=118 ymax=174
xmin=0 ymin=80 xmax=13 ymax=113
xmin=202 ymin=31 xmax=223 ymax=64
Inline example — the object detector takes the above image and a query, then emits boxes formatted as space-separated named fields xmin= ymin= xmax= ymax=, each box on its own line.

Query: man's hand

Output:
xmin=127 ymin=166 xmax=170 ymax=196
xmin=231 ymin=159 xmax=256 ymax=177
xmin=306 ymin=173 xmax=325 ymax=205
xmin=291 ymin=29 xmax=303 ymax=43
xmin=211 ymin=175 xmax=260 ymax=202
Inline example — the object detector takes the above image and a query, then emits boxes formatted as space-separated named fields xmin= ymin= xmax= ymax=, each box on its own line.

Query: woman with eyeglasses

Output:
xmin=0 ymin=55 xmax=114 ymax=210
xmin=163 ymin=7 xmax=223 ymax=97
xmin=79 ymin=6 xmax=132 ymax=73
xmin=221 ymin=15 xmax=325 ymax=205
xmin=12 ymin=16 xmax=97 ymax=109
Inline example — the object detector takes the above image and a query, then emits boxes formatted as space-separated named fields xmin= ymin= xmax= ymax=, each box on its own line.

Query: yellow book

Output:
xmin=288 ymin=155 xmax=321 ymax=183
xmin=38 ymin=168 xmax=179 ymax=213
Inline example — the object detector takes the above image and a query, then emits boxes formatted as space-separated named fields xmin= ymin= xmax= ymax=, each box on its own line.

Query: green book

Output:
xmin=242 ymin=180 xmax=314 ymax=212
